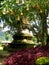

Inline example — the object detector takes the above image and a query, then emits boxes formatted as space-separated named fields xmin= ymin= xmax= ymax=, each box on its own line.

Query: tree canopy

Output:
xmin=0 ymin=0 xmax=49 ymax=24
xmin=0 ymin=0 xmax=49 ymax=45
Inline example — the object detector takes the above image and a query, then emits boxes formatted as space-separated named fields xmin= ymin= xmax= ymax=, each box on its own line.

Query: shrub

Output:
xmin=35 ymin=57 xmax=49 ymax=65
xmin=3 ymin=45 xmax=49 ymax=65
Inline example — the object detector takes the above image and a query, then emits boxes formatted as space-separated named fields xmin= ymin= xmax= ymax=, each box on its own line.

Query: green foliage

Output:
xmin=32 ymin=36 xmax=37 ymax=42
xmin=35 ymin=57 xmax=49 ymax=65
xmin=5 ymin=32 xmax=13 ymax=41
xmin=0 ymin=0 xmax=49 ymax=45
xmin=0 ymin=0 xmax=49 ymax=22
xmin=0 ymin=44 xmax=4 ymax=50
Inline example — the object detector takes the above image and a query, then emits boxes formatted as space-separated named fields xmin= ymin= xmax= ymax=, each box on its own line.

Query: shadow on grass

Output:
xmin=3 ymin=43 xmax=35 ymax=52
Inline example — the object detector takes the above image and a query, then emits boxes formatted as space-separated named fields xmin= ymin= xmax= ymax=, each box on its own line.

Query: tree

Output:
xmin=0 ymin=0 xmax=49 ymax=45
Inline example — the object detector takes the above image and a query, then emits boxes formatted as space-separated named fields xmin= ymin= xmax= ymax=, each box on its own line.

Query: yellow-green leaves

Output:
xmin=36 ymin=57 xmax=49 ymax=65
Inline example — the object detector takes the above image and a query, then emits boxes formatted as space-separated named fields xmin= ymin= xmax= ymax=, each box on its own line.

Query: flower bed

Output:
xmin=3 ymin=45 xmax=49 ymax=65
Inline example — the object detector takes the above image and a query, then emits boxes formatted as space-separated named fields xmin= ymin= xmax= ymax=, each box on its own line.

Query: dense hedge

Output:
xmin=3 ymin=45 xmax=49 ymax=65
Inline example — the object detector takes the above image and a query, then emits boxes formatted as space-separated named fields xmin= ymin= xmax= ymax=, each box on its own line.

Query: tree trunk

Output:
xmin=41 ymin=14 xmax=47 ymax=46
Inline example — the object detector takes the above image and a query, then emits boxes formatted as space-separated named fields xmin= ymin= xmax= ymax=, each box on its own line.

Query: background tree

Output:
xmin=0 ymin=0 xmax=49 ymax=46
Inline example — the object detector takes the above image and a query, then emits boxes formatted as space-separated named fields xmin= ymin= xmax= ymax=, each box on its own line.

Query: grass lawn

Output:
xmin=0 ymin=44 xmax=12 ymax=64
xmin=0 ymin=50 xmax=10 ymax=64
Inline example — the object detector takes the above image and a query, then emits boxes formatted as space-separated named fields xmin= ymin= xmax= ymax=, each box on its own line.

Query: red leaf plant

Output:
xmin=3 ymin=46 xmax=49 ymax=65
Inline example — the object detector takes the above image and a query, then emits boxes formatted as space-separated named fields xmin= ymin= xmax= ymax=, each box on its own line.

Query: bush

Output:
xmin=3 ymin=45 xmax=49 ymax=65
xmin=35 ymin=57 xmax=49 ymax=65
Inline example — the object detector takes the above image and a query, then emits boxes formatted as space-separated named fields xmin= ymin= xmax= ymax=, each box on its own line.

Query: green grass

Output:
xmin=0 ymin=43 xmax=13 ymax=64
xmin=0 ymin=49 xmax=11 ymax=64
xmin=0 ymin=50 xmax=9 ymax=55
